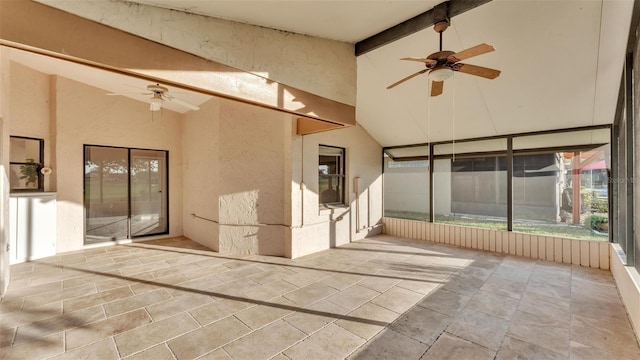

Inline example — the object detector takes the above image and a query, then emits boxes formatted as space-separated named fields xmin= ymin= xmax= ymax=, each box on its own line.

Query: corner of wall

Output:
xmin=609 ymin=243 xmax=640 ymax=342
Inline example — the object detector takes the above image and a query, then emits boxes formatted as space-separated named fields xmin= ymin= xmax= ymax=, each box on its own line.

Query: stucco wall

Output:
xmin=182 ymin=99 xmax=220 ymax=251
xmin=290 ymin=124 xmax=383 ymax=258
xmin=182 ymin=96 xmax=290 ymax=256
xmin=0 ymin=48 xmax=10 ymax=296
xmin=8 ymin=62 xmax=53 ymax=191
xmin=35 ymin=0 xmax=356 ymax=106
xmin=54 ymin=77 xmax=183 ymax=252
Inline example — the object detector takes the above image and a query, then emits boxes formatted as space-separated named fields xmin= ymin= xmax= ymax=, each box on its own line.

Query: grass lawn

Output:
xmin=384 ymin=210 xmax=608 ymax=241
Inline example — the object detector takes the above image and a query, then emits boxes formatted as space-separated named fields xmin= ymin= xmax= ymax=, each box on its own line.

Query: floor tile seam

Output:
xmin=388 ymin=310 xmax=448 ymax=348
xmin=192 ymin=299 xmax=259 ymax=326
xmin=413 ymin=295 xmax=464 ymax=318
xmin=62 ymin=286 xmax=136 ymax=314
xmin=270 ymin=352 xmax=293 ymax=360
xmin=12 ymin=303 xmax=108 ymax=344
xmin=0 ymin=297 xmax=26 ymax=314
xmin=441 ymin=330 xmax=501 ymax=354
xmin=196 ymin=346 xmax=234 ymax=360
xmin=233 ymin=307 xmax=282 ymax=332
xmin=462 ymin=300 xmax=516 ymax=323
xmin=3 ymin=300 xmax=82 ymax=332
xmin=498 ymin=267 xmax=535 ymax=330
xmin=330 ymin=310 xmax=388 ymax=343
xmin=367 ymin=287 xmax=428 ymax=316
xmin=244 ymin=282 xmax=310 ymax=303
xmin=200 ymin=315 xmax=299 ymax=358
xmin=61 ymin=323 xmax=127 ymax=354
xmin=570 ymin=306 xmax=635 ymax=327
xmin=273 ymin=322 xmax=333 ymax=358
xmin=0 ymin=327 xmax=17 ymax=349
xmin=282 ymin=305 xmax=344 ymax=335
xmin=497 ymin=335 xmax=568 ymax=359
xmin=569 ymin=337 xmax=639 ymax=360
xmin=278 ymin=319 xmax=369 ymax=360
xmin=113 ymin=313 xmax=202 ymax=359
xmin=17 ymin=282 xmax=96 ymax=306
xmin=4 ymin=281 xmax=63 ymax=297
xmin=505 ymin=331 xmax=569 ymax=356
xmin=571 ymin=313 xmax=640 ymax=350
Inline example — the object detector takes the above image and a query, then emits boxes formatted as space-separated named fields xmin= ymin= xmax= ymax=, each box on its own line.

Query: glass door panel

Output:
xmin=85 ymin=146 xmax=129 ymax=243
xmin=131 ymin=149 xmax=167 ymax=236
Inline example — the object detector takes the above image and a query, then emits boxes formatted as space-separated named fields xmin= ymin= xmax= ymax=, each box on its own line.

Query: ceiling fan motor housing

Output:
xmin=147 ymin=84 xmax=168 ymax=94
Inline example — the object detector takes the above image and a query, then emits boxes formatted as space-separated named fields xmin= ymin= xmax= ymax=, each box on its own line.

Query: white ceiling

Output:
xmin=129 ymin=0 xmax=442 ymax=43
xmin=126 ymin=0 xmax=633 ymax=146
xmin=9 ymin=0 xmax=634 ymax=147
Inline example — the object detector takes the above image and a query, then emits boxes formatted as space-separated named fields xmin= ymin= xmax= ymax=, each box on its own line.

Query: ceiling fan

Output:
xmin=387 ymin=20 xmax=501 ymax=96
xmin=108 ymin=84 xmax=200 ymax=112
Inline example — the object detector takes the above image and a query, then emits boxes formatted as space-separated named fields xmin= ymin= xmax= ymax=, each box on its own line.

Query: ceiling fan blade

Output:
xmin=456 ymin=63 xmax=501 ymax=79
xmin=387 ymin=69 xmax=428 ymax=89
xmin=447 ymin=43 xmax=495 ymax=62
xmin=164 ymin=95 xmax=200 ymax=111
xmin=400 ymin=57 xmax=437 ymax=66
xmin=431 ymin=81 xmax=444 ymax=97
xmin=106 ymin=92 xmax=152 ymax=96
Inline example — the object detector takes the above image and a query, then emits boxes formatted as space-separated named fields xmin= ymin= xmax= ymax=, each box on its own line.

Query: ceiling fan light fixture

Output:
xmin=150 ymin=95 xmax=162 ymax=111
xmin=429 ymin=67 xmax=454 ymax=82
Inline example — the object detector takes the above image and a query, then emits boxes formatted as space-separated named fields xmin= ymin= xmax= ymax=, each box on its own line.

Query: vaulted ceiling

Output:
xmin=13 ymin=0 xmax=635 ymax=147
xmin=128 ymin=0 xmax=633 ymax=146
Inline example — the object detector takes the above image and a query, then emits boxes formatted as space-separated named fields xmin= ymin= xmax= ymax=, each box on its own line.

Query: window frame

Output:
xmin=382 ymin=124 xmax=612 ymax=241
xmin=318 ymin=145 xmax=346 ymax=208
xmin=9 ymin=136 xmax=44 ymax=192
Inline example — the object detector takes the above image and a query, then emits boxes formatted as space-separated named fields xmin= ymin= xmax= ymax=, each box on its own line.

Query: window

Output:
xmin=382 ymin=126 xmax=611 ymax=240
xmin=9 ymin=136 xmax=44 ymax=192
xmin=512 ymin=148 xmax=610 ymax=241
xmin=84 ymin=145 xmax=169 ymax=243
xmin=384 ymin=156 xmax=429 ymax=220
xmin=318 ymin=145 xmax=345 ymax=206
xmin=434 ymin=156 xmax=508 ymax=230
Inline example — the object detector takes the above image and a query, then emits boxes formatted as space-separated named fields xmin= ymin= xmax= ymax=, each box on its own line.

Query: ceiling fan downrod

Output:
xmin=433 ymin=20 xmax=449 ymax=52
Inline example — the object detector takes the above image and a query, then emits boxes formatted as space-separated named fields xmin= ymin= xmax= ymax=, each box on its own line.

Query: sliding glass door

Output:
xmin=131 ymin=149 xmax=167 ymax=236
xmin=84 ymin=145 xmax=168 ymax=244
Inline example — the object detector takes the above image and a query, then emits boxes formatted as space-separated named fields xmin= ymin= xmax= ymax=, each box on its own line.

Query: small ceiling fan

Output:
xmin=108 ymin=84 xmax=200 ymax=111
xmin=387 ymin=20 xmax=501 ymax=96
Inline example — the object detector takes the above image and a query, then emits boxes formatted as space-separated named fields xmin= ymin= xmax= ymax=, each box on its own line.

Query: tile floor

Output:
xmin=1 ymin=235 xmax=639 ymax=359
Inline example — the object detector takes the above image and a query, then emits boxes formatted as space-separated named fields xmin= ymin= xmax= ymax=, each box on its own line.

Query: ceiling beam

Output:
xmin=0 ymin=0 xmax=355 ymax=128
xmin=355 ymin=0 xmax=493 ymax=56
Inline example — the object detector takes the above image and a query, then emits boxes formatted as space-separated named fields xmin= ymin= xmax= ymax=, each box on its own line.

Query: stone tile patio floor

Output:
xmin=1 ymin=235 xmax=639 ymax=359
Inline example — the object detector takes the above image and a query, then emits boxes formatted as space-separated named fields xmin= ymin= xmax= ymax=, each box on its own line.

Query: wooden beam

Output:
xmin=355 ymin=0 xmax=493 ymax=56
xmin=297 ymin=117 xmax=345 ymax=135
xmin=0 ymin=0 xmax=355 ymax=127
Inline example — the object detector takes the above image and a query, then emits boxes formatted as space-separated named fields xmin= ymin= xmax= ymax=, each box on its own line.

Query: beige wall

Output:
xmin=610 ymin=244 xmax=640 ymax=341
xmin=0 ymin=48 xmax=10 ymax=296
xmin=290 ymin=124 xmax=383 ymax=258
xmin=182 ymin=99 xmax=221 ymax=252
xmin=8 ymin=62 xmax=53 ymax=191
xmin=182 ymin=96 xmax=291 ymax=256
xmin=53 ymin=77 xmax=183 ymax=252
xmin=6 ymin=61 xmax=383 ymax=259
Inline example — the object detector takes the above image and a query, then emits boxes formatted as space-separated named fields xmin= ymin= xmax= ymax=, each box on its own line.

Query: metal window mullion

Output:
xmin=507 ymin=136 xmax=513 ymax=231
xmin=127 ymin=149 xmax=132 ymax=239
xmin=429 ymin=143 xmax=434 ymax=223
xmin=625 ymin=53 xmax=635 ymax=265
